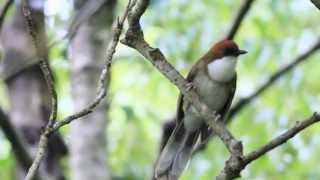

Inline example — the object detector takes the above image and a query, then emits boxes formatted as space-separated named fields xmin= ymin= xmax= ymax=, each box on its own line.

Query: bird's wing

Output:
xmin=176 ymin=94 xmax=184 ymax=123
xmin=176 ymin=61 xmax=202 ymax=123
xmin=219 ymin=74 xmax=237 ymax=121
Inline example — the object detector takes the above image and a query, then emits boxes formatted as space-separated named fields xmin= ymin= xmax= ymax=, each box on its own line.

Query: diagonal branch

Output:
xmin=0 ymin=0 xmax=13 ymax=30
xmin=217 ymin=112 xmax=320 ymax=180
xmin=122 ymin=0 xmax=242 ymax=156
xmin=228 ymin=39 xmax=320 ymax=121
xmin=159 ymin=0 xmax=257 ymax=156
xmin=225 ymin=0 xmax=255 ymax=40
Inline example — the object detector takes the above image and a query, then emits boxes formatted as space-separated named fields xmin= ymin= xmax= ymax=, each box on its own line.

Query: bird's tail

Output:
xmin=155 ymin=123 xmax=199 ymax=179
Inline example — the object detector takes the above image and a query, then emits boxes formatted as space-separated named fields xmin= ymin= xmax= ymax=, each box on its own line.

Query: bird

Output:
xmin=154 ymin=39 xmax=247 ymax=179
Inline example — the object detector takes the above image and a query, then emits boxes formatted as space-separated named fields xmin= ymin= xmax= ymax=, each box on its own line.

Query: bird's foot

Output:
xmin=185 ymin=82 xmax=195 ymax=91
xmin=214 ymin=114 xmax=221 ymax=121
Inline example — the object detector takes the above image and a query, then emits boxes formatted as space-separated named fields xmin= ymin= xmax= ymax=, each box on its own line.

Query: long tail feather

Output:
xmin=155 ymin=123 xmax=184 ymax=178
xmin=169 ymin=131 xmax=199 ymax=179
xmin=155 ymin=122 xmax=199 ymax=179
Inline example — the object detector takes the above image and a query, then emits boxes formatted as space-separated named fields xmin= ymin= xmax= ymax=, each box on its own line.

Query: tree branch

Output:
xmin=21 ymin=1 xmax=58 ymax=179
xmin=311 ymin=0 xmax=320 ymax=10
xmin=0 ymin=0 xmax=13 ymax=30
xmin=225 ymin=0 xmax=255 ymax=40
xmin=228 ymin=39 xmax=320 ymax=121
xmin=122 ymin=0 xmax=242 ymax=156
xmin=244 ymin=113 xmax=320 ymax=164
xmin=217 ymin=112 xmax=320 ymax=180
xmin=21 ymin=0 xmax=133 ymax=179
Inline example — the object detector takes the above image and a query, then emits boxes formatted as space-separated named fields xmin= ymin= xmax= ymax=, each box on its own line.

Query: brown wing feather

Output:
xmin=219 ymin=74 xmax=237 ymax=121
xmin=176 ymin=60 xmax=204 ymax=123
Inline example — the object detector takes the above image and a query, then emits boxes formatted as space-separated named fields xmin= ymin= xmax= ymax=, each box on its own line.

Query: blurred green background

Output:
xmin=1 ymin=0 xmax=320 ymax=179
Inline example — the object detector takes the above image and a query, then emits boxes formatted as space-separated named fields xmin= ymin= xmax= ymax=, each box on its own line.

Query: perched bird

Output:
xmin=155 ymin=39 xmax=247 ymax=179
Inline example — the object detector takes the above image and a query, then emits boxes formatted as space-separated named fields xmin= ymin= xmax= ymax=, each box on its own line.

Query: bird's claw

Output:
xmin=186 ymin=82 xmax=195 ymax=91
xmin=214 ymin=114 xmax=221 ymax=121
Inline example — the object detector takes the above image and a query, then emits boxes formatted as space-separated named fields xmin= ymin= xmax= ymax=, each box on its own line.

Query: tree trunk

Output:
xmin=0 ymin=1 xmax=67 ymax=179
xmin=68 ymin=1 xmax=116 ymax=180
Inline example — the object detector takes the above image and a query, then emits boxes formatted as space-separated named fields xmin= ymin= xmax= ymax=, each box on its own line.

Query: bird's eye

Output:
xmin=224 ymin=48 xmax=238 ymax=56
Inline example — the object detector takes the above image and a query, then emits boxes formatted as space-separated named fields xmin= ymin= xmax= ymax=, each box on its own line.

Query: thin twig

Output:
xmin=228 ymin=39 xmax=320 ymax=121
xmin=20 ymin=1 xmax=58 ymax=180
xmin=225 ymin=0 xmax=255 ymax=40
xmin=53 ymin=0 xmax=132 ymax=130
xmin=0 ymin=0 xmax=13 ymax=30
xmin=216 ymin=112 xmax=320 ymax=180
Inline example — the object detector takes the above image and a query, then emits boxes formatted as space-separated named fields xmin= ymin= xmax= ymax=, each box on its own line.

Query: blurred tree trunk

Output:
xmin=0 ymin=1 xmax=67 ymax=180
xmin=69 ymin=0 xmax=116 ymax=180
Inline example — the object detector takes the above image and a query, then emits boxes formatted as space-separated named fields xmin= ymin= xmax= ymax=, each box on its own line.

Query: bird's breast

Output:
xmin=194 ymin=72 xmax=230 ymax=111
xmin=183 ymin=72 xmax=232 ymax=132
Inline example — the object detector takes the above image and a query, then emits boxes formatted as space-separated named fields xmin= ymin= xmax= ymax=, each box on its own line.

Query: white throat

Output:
xmin=207 ymin=56 xmax=237 ymax=82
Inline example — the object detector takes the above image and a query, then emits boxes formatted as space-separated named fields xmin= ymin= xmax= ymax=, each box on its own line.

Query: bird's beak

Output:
xmin=238 ymin=50 xmax=248 ymax=55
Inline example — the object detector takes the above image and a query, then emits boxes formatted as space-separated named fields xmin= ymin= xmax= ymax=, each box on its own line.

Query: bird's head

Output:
xmin=209 ymin=39 xmax=247 ymax=59
xmin=204 ymin=39 xmax=247 ymax=82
